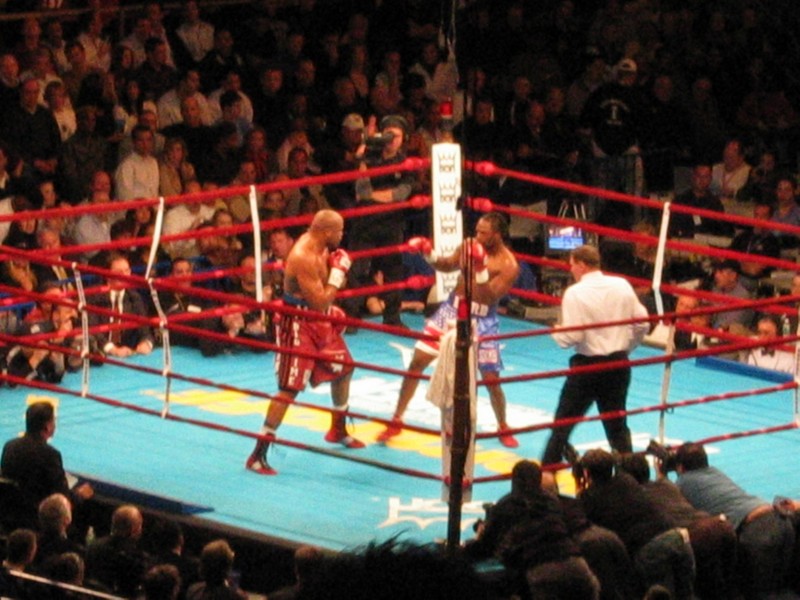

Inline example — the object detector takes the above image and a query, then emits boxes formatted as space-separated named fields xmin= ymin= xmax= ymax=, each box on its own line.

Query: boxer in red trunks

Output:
xmin=247 ymin=209 xmax=364 ymax=475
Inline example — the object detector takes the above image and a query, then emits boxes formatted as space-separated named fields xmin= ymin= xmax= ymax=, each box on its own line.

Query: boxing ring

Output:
xmin=0 ymin=156 xmax=798 ymax=552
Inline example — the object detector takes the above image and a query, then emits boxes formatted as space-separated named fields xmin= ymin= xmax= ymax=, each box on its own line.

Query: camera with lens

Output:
xmin=363 ymin=131 xmax=396 ymax=159
xmin=561 ymin=443 xmax=586 ymax=487
xmin=473 ymin=502 xmax=494 ymax=533
xmin=646 ymin=439 xmax=678 ymax=473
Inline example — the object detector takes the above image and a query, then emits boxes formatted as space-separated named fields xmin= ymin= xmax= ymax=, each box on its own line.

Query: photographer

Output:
xmin=463 ymin=460 xmax=597 ymax=599
xmin=618 ymin=451 xmax=737 ymax=600
xmin=541 ymin=469 xmax=636 ymax=600
xmin=675 ymin=442 xmax=798 ymax=599
xmin=342 ymin=114 xmax=415 ymax=328
xmin=577 ymin=448 xmax=696 ymax=599
xmin=463 ymin=460 xmax=564 ymax=562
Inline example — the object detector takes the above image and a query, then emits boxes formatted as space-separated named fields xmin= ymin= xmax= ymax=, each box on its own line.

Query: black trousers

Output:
xmin=542 ymin=352 xmax=632 ymax=465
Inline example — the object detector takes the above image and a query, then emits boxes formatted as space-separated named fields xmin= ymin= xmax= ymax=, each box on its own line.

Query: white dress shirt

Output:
xmin=552 ymin=270 xmax=649 ymax=356
xmin=162 ymin=203 xmax=214 ymax=258
xmin=115 ymin=152 xmax=160 ymax=201
xmin=745 ymin=346 xmax=795 ymax=374
xmin=711 ymin=162 xmax=751 ymax=201
xmin=157 ymin=90 xmax=212 ymax=128
xmin=176 ymin=20 xmax=215 ymax=63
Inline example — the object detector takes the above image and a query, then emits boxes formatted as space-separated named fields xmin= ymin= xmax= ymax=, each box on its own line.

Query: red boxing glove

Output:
xmin=468 ymin=240 xmax=489 ymax=284
xmin=407 ymin=236 xmax=437 ymax=263
xmin=327 ymin=249 xmax=352 ymax=289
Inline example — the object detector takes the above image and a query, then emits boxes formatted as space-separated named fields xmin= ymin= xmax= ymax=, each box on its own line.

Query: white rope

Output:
xmin=794 ymin=303 xmax=800 ymax=425
xmin=653 ymin=200 xmax=672 ymax=317
xmin=146 ymin=275 xmax=172 ymax=417
xmin=249 ymin=185 xmax=264 ymax=303
xmin=249 ymin=185 xmax=267 ymax=328
xmin=659 ymin=321 xmax=677 ymax=443
xmin=72 ymin=263 xmax=90 ymax=397
xmin=145 ymin=196 xmax=166 ymax=280
xmin=655 ymin=200 xmax=674 ymax=442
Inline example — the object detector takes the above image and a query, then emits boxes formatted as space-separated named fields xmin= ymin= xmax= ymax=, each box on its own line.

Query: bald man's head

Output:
xmin=310 ymin=209 xmax=343 ymax=232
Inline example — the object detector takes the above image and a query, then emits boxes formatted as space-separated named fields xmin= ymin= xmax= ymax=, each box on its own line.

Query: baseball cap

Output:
xmin=616 ymin=58 xmax=638 ymax=74
xmin=379 ymin=114 xmax=409 ymax=137
xmin=341 ymin=113 xmax=365 ymax=130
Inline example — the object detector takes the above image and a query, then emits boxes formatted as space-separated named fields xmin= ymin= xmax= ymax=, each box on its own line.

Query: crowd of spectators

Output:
xmin=0 ymin=0 xmax=794 ymax=340
xmin=0 ymin=500 xmax=263 ymax=599
xmin=464 ymin=449 xmax=800 ymax=599
xmin=2 ymin=0 xmax=800 ymax=597
xmin=0 ymin=402 xmax=306 ymax=600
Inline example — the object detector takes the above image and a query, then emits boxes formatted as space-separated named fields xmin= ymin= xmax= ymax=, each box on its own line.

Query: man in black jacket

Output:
xmin=464 ymin=460 xmax=564 ymax=560
xmin=92 ymin=253 xmax=155 ymax=358
xmin=669 ymin=164 xmax=733 ymax=239
xmin=1 ymin=401 xmax=93 ymax=528
xmin=86 ymin=504 xmax=149 ymax=597
xmin=464 ymin=460 xmax=594 ymax=599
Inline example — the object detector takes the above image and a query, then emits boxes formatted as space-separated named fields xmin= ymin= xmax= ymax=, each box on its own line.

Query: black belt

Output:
xmin=282 ymin=293 xmax=309 ymax=308
xmin=575 ymin=351 xmax=628 ymax=362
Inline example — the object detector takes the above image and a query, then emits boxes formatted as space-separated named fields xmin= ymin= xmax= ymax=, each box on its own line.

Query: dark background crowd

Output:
xmin=0 ymin=0 xmax=794 ymax=331
xmin=1 ymin=0 xmax=800 ymax=598
xmin=0 ymin=0 xmax=794 ymax=322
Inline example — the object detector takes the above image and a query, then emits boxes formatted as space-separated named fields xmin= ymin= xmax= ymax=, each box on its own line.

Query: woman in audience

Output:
xmin=342 ymin=42 xmax=371 ymax=104
xmin=113 ymin=78 xmax=156 ymax=138
xmin=77 ymin=11 xmax=112 ymax=73
xmin=159 ymin=137 xmax=196 ymax=197
xmin=197 ymin=208 xmax=243 ymax=270
xmin=0 ymin=252 xmax=37 ymax=293
xmin=241 ymin=126 xmax=274 ymax=183
xmin=44 ymin=80 xmax=76 ymax=142
xmin=122 ymin=204 xmax=156 ymax=240
xmin=109 ymin=44 xmax=135 ymax=94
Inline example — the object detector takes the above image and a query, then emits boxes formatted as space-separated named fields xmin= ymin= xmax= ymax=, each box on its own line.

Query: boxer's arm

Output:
xmin=293 ymin=254 xmax=340 ymax=312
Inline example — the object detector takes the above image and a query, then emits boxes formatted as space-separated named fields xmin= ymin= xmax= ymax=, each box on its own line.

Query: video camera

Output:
xmin=562 ymin=443 xmax=586 ymax=488
xmin=645 ymin=439 xmax=679 ymax=473
xmin=364 ymin=131 xmax=396 ymax=158
xmin=473 ymin=502 xmax=494 ymax=533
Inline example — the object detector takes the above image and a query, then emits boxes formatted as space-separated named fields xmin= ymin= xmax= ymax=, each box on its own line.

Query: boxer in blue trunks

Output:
xmin=376 ymin=212 xmax=521 ymax=447
xmin=415 ymin=292 xmax=503 ymax=371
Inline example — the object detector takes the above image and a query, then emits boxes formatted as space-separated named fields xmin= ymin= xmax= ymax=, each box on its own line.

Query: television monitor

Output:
xmin=546 ymin=225 xmax=585 ymax=252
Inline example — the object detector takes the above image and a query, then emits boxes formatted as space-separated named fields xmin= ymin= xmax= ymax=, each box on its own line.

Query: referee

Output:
xmin=542 ymin=245 xmax=649 ymax=465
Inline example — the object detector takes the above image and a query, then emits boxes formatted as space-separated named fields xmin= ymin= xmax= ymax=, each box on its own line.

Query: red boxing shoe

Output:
xmin=246 ymin=451 xmax=277 ymax=475
xmin=499 ymin=430 xmax=519 ymax=448
xmin=246 ymin=435 xmax=277 ymax=475
xmin=325 ymin=428 xmax=366 ymax=448
xmin=376 ymin=419 xmax=403 ymax=443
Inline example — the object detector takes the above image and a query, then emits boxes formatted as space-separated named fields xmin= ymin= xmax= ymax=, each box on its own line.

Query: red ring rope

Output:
xmin=0 ymin=156 xmax=794 ymax=482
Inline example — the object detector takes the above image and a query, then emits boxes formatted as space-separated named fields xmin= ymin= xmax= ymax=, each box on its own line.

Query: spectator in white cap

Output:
xmin=615 ymin=58 xmax=638 ymax=80
xmin=315 ymin=112 xmax=366 ymax=211
xmin=579 ymin=56 xmax=645 ymax=229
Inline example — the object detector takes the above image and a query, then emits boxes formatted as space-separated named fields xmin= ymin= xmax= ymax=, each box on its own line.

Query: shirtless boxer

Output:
xmin=376 ymin=212 xmax=521 ymax=447
xmin=247 ymin=209 xmax=363 ymax=475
